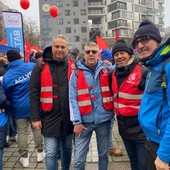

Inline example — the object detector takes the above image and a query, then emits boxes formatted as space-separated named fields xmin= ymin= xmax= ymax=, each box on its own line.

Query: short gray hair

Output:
xmin=52 ymin=35 xmax=68 ymax=42
xmin=84 ymin=42 xmax=99 ymax=51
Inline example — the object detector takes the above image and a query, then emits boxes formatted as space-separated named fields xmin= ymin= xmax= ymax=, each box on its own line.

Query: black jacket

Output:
xmin=30 ymin=46 xmax=73 ymax=137
xmin=0 ymin=83 xmax=11 ymax=112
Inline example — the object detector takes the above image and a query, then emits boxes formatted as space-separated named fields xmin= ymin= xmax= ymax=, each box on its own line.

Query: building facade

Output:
xmin=39 ymin=0 xmax=164 ymax=50
xmin=0 ymin=0 xmax=9 ymax=41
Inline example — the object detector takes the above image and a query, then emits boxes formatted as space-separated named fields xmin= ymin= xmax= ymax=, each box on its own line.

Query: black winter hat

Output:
xmin=112 ymin=39 xmax=133 ymax=57
xmin=35 ymin=52 xmax=42 ymax=59
xmin=6 ymin=50 xmax=21 ymax=62
xmin=132 ymin=20 xmax=162 ymax=47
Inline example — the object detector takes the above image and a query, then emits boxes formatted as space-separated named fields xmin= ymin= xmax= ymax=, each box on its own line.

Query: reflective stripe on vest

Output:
xmin=77 ymin=69 xmax=113 ymax=115
xmin=77 ymin=70 xmax=92 ymax=115
xmin=112 ymin=64 xmax=143 ymax=116
xmin=100 ymin=69 xmax=113 ymax=111
xmin=40 ymin=59 xmax=74 ymax=112
xmin=114 ymin=92 xmax=142 ymax=100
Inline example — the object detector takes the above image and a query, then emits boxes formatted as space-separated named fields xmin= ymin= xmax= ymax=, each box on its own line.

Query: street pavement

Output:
xmin=3 ymin=121 xmax=131 ymax=170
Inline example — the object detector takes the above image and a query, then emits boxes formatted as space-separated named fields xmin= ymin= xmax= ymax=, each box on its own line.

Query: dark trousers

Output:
xmin=122 ymin=137 xmax=147 ymax=170
xmin=145 ymin=139 xmax=159 ymax=170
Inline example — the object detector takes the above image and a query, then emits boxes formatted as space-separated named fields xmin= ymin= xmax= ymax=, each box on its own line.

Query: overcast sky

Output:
xmin=2 ymin=0 xmax=170 ymax=28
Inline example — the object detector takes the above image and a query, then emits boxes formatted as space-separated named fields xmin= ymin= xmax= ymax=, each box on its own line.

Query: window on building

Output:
xmin=74 ymin=18 xmax=79 ymax=24
xmin=74 ymin=36 xmax=80 ymax=42
xmin=57 ymin=18 xmax=63 ymax=25
xmin=66 ymin=27 xmax=71 ymax=33
xmin=56 ymin=1 xmax=63 ymax=7
xmin=65 ymin=10 xmax=70 ymax=16
xmin=73 ymin=1 xmax=78 ymax=7
xmin=80 ymin=9 xmax=86 ymax=15
xmin=81 ymin=27 xmax=87 ymax=33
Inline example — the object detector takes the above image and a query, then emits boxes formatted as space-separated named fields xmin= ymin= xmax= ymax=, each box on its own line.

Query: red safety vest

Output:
xmin=77 ymin=69 xmax=113 ymax=115
xmin=112 ymin=64 xmax=143 ymax=116
xmin=40 ymin=58 xmax=74 ymax=112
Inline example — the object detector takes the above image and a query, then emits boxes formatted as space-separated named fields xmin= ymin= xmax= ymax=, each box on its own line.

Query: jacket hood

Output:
xmin=42 ymin=46 xmax=53 ymax=61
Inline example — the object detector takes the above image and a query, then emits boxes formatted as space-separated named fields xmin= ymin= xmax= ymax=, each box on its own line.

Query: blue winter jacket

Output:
xmin=69 ymin=59 xmax=114 ymax=125
xmin=138 ymin=35 xmax=170 ymax=163
xmin=2 ymin=59 xmax=35 ymax=119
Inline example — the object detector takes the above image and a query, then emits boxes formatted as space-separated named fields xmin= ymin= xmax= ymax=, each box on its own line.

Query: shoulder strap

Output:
xmin=161 ymin=57 xmax=170 ymax=100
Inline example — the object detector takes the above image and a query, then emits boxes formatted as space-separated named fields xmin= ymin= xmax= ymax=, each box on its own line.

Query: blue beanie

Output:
xmin=101 ymin=49 xmax=113 ymax=63
xmin=132 ymin=20 xmax=162 ymax=47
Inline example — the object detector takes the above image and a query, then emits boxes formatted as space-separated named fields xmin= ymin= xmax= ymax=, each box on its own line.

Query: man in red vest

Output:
xmin=30 ymin=35 xmax=74 ymax=170
xmin=69 ymin=42 xmax=114 ymax=170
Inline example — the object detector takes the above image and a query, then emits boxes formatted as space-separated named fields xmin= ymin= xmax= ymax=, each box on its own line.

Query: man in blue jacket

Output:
xmin=132 ymin=20 xmax=170 ymax=170
xmin=2 ymin=50 xmax=44 ymax=168
xmin=69 ymin=42 xmax=114 ymax=170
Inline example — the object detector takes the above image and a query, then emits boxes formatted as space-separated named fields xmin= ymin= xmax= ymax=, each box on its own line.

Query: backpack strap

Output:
xmin=161 ymin=57 xmax=170 ymax=100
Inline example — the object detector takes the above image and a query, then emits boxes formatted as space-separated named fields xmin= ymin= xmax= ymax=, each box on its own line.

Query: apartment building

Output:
xmin=0 ymin=0 xmax=9 ymax=41
xmin=39 ymin=0 xmax=164 ymax=50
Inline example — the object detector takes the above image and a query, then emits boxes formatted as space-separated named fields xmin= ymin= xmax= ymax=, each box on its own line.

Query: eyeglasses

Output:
xmin=85 ymin=50 xmax=98 ymax=54
xmin=133 ymin=36 xmax=151 ymax=49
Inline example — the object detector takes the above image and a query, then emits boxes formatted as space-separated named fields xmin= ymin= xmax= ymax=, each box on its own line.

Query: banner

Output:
xmin=115 ymin=27 xmax=119 ymax=42
xmin=2 ymin=11 xmax=25 ymax=55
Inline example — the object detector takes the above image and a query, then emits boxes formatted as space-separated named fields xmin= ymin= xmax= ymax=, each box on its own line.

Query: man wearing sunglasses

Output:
xmin=69 ymin=42 xmax=114 ymax=170
xmin=132 ymin=20 xmax=170 ymax=170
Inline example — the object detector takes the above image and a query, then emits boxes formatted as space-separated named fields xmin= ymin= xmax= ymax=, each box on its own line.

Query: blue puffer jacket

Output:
xmin=138 ymin=35 xmax=170 ymax=163
xmin=69 ymin=59 xmax=114 ymax=125
xmin=2 ymin=59 xmax=35 ymax=119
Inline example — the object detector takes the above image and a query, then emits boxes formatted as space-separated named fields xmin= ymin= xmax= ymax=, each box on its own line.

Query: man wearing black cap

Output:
xmin=132 ymin=20 xmax=170 ymax=170
xmin=2 ymin=50 xmax=44 ymax=168
xmin=111 ymin=39 xmax=147 ymax=170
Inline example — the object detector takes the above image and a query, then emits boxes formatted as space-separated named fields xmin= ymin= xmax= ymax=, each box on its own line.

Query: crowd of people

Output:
xmin=0 ymin=19 xmax=170 ymax=170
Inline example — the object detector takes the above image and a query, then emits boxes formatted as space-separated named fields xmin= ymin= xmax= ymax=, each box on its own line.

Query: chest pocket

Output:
xmin=145 ymin=70 xmax=162 ymax=93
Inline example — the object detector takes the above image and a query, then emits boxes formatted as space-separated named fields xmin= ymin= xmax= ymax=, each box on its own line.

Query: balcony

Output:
xmin=88 ymin=2 xmax=105 ymax=7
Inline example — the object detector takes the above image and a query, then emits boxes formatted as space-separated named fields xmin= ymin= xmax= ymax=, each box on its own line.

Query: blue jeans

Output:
xmin=74 ymin=121 xmax=111 ymax=170
xmin=0 ymin=123 xmax=8 ymax=170
xmin=109 ymin=118 xmax=114 ymax=148
xmin=122 ymin=138 xmax=147 ymax=170
xmin=44 ymin=133 xmax=73 ymax=170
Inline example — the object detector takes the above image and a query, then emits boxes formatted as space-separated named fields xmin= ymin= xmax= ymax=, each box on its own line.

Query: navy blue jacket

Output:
xmin=0 ymin=83 xmax=11 ymax=127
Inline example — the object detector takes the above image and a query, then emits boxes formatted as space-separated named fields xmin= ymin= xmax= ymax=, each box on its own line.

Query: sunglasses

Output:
xmin=133 ymin=36 xmax=151 ymax=49
xmin=85 ymin=50 xmax=98 ymax=54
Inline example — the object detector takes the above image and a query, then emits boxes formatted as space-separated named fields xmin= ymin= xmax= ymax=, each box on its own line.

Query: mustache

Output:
xmin=137 ymin=47 xmax=148 ymax=53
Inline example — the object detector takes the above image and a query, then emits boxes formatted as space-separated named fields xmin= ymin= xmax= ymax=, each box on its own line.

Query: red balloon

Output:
xmin=20 ymin=0 xmax=30 ymax=10
xmin=49 ymin=6 xmax=59 ymax=18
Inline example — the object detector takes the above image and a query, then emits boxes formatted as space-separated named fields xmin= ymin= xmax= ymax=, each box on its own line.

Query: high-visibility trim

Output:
xmin=41 ymin=86 xmax=52 ymax=92
xmin=78 ymin=100 xmax=91 ymax=106
xmin=101 ymin=86 xmax=110 ymax=91
xmin=40 ymin=98 xmax=53 ymax=103
xmin=161 ymin=44 xmax=170 ymax=55
xmin=78 ymin=89 xmax=89 ymax=95
xmin=118 ymin=92 xmax=142 ymax=100
xmin=114 ymin=102 xmax=140 ymax=109
xmin=103 ymin=97 xmax=113 ymax=103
